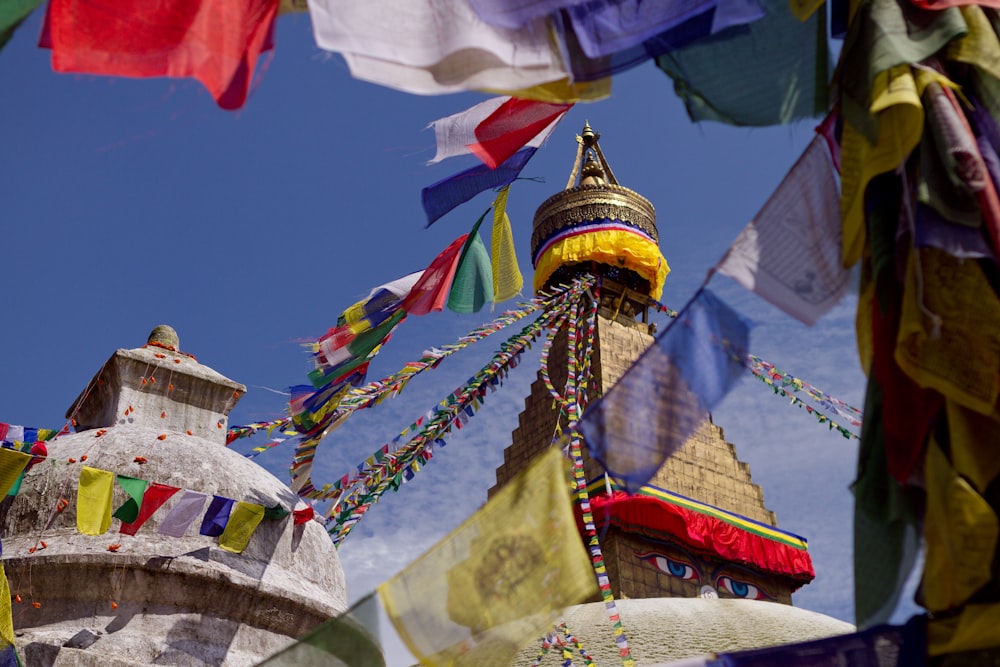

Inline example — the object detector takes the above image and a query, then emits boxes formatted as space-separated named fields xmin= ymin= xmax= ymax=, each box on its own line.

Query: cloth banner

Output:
xmin=77 ymin=467 xmax=115 ymax=536
xmin=256 ymin=593 xmax=386 ymax=666
xmin=491 ymin=186 xmax=524 ymax=302
xmin=448 ymin=210 xmax=494 ymax=314
xmin=158 ymin=490 xmax=208 ymax=538
xmin=429 ymin=97 xmax=509 ymax=164
xmin=0 ymin=449 xmax=30 ymax=498
xmin=717 ymin=136 xmax=846 ymax=325
xmin=469 ymin=98 xmax=571 ymax=169
xmin=219 ymin=502 xmax=265 ymax=554
xmin=656 ymin=0 xmax=827 ymax=126
xmin=422 ymin=148 xmax=537 ymax=227
xmin=0 ymin=563 xmax=16 ymax=667
xmin=42 ymin=0 xmax=277 ymax=110
xmin=306 ymin=0 xmax=566 ymax=95
xmin=377 ymin=447 xmax=597 ymax=666
xmin=200 ymin=496 xmax=235 ymax=537
xmin=0 ymin=0 xmax=41 ymax=49
xmin=402 ymin=236 xmax=469 ymax=316
xmin=120 ymin=483 xmax=180 ymax=536
xmin=112 ymin=475 xmax=149 ymax=524
xmin=578 ymin=288 xmax=751 ymax=492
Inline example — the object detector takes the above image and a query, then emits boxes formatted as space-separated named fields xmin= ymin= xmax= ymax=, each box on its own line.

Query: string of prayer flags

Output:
xmin=112 ymin=475 xmax=149 ymax=524
xmin=578 ymin=288 xmax=752 ymax=493
xmin=469 ymin=97 xmax=572 ymax=169
xmin=77 ymin=467 xmax=115 ymax=536
xmin=200 ymin=496 xmax=235 ymax=537
xmin=158 ymin=490 xmax=208 ymax=538
xmin=306 ymin=0 xmax=567 ymax=96
xmin=422 ymin=147 xmax=538 ymax=227
xmin=376 ymin=447 xmax=597 ymax=667
xmin=42 ymin=0 xmax=278 ymax=110
xmin=716 ymin=135 xmax=847 ymax=326
xmin=656 ymin=0 xmax=828 ymax=126
xmin=447 ymin=209 xmax=494 ymax=314
xmin=400 ymin=235 xmax=468 ymax=316
xmin=492 ymin=185 xmax=524 ymax=302
xmin=219 ymin=502 xmax=265 ymax=554
xmin=120 ymin=484 xmax=180 ymax=536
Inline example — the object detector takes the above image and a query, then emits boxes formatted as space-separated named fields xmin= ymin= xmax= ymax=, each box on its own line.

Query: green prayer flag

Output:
xmin=112 ymin=475 xmax=149 ymax=524
xmin=0 ymin=0 xmax=42 ymax=50
xmin=263 ymin=503 xmax=290 ymax=520
xmin=447 ymin=208 xmax=494 ymax=314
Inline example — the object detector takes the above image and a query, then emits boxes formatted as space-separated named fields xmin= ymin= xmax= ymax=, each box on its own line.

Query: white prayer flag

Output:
xmin=428 ymin=97 xmax=561 ymax=164
xmin=717 ymin=136 xmax=846 ymax=326
xmin=307 ymin=0 xmax=567 ymax=95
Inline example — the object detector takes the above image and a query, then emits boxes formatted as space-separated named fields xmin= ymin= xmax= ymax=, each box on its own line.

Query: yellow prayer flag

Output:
xmin=491 ymin=186 xmax=523 ymax=304
xmin=377 ymin=447 xmax=596 ymax=667
xmin=788 ymin=0 xmax=824 ymax=21
xmin=0 ymin=449 xmax=30 ymax=498
xmin=485 ymin=76 xmax=611 ymax=104
xmin=219 ymin=502 xmax=265 ymax=554
xmin=77 ymin=467 xmax=115 ymax=536
xmin=0 ymin=563 xmax=13 ymax=648
xmin=946 ymin=6 xmax=1000 ymax=81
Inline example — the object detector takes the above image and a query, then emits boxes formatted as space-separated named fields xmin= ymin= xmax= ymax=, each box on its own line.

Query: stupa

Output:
xmin=491 ymin=125 xmax=853 ymax=664
xmin=0 ymin=326 xmax=347 ymax=666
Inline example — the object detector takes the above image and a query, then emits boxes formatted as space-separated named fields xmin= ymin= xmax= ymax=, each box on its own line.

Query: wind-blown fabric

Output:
xmin=219 ymin=502 xmax=265 ymax=553
xmin=577 ymin=288 xmax=751 ymax=492
xmin=0 ymin=449 xmax=30 ymax=498
xmin=429 ymin=97 xmax=562 ymax=165
xmin=377 ymin=448 xmax=596 ymax=667
xmin=158 ymin=490 xmax=208 ymax=537
xmin=656 ymin=0 xmax=827 ymax=126
xmin=199 ymin=496 xmax=235 ymax=537
xmin=306 ymin=0 xmax=567 ymax=95
xmin=469 ymin=98 xmax=572 ymax=169
xmin=41 ymin=0 xmax=278 ymax=110
xmin=120 ymin=483 xmax=180 ymax=536
xmin=491 ymin=186 xmax=524 ymax=302
xmin=0 ymin=0 xmax=42 ymax=49
xmin=447 ymin=210 xmax=494 ymax=314
xmin=402 ymin=236 xmax=469 ymax=316
xmin=112 ymin=475 xmax=149 ymax=524
xmin=717 ymin=136 xmax=847 ymax=325
xmin=422 ymin=147 xmax=537 ymax=227
xmin=77 ymin=467 xmax=115 ymax=536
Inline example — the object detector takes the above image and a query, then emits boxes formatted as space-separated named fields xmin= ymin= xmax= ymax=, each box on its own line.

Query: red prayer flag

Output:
xmin=469 ymin=98 xmax=572 ymax=169
xmin=401 ymin=235 xmax=469 ymax=316
xmin=42 ymin=0 xmax=278 ymax=110
xmin=293 ymin=506 xmax=315 ymax=525
xmin=120 ymin=483 xmax=181 ymax=536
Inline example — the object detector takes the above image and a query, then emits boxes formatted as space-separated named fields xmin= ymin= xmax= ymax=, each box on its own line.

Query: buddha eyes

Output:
xmin=638 ymin=552 xmax=699 ymax=581
xmin=717 ymin=575 xmax=767 ymax=600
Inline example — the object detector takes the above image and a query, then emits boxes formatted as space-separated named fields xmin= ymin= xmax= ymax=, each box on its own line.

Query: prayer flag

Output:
xmin=402 ymin=236 xmax=468 ymax=316
xmin=120 ymin=483 xmax=180 ymax=536
xmin=422 ymin=148 xmax=537 ymax=227
xmin=112 ymin=475 xmax=149 ymax=524
xmin=0 ymin=449 xmax=30 ymax=498
xmin=577 ymin=289 xmax=751 ymax=492
xmin=42 ymin=0 xmax=278 ymax=110
xmin=469 ymin=98 xmax=572 ymax=169
xmin=0 ymin=562 xmax=16 ymax=666
xmin=219 ymin=502 xmax=265 ymax=553
xmin=158 ymin=490 xmax=208 ymax=538
xmin=257 ymin=593 xmax=386 ymax=666
xmin=77 ymin=467 xmax=115 ymax=536
xmin=306 ymin=0 xmax=566 ymax=95
xmin=377 ymin=447 xmax=596 ymax=667
xmin=200 ymin=496 xmax=235 ymax=537
xmin=716 ymin=136 xmax=846 ymax=326
xmin=448 ymin=210 xmax=495 ymax=314
xmin=1 ymin=0 xmax=42 ymax=50
xmin=656 ymin=0 xmax=827 ymax=126
xmin=429 ymin=97 xmax=509 ymax=165
xmin=491 ymin=186 xmax=524 ymax=302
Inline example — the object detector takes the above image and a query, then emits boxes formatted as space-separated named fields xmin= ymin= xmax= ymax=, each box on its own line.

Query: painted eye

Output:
xmin=717 ymin=576 xmax=766 ymax=600
xmin=638 ymin=552 xmax=698 ymax=581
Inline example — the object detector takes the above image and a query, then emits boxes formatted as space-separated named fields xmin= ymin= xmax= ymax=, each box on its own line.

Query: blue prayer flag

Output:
xmin=577 ymin=288 xmax=751 ymax=492
xmin=421 ymin=148 xmax=536 ymax=227
xmin=199 ymin=496 xmax=235 ymax=537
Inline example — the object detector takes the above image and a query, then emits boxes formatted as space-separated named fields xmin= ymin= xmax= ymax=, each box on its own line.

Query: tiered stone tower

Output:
xmin=1 ymin=326 xmax=347 ymax=666
xmin=492 ymin=124 xmax=814 ymax=607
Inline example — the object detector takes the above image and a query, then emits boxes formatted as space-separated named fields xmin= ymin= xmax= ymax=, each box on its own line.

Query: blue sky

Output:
xmin=1 ymin=8 xmax=911 ymax=664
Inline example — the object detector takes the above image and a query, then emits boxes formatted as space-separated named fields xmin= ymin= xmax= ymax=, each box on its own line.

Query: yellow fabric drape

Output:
xmin=219 ymin=502 xmax=266 ymax=554
xmin=0 ymin=449 xmax=30 ymax=498
xmin=77 ymin=467 xmax=115 ymax=536
xmin=491 ymin=186 xmax=524 ymax=303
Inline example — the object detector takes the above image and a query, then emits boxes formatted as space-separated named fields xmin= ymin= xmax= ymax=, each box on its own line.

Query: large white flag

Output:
xmin=717 ymin=136 xmax=846 ymax=326
xmin=307 ymin=0 xmax=567 ymax=95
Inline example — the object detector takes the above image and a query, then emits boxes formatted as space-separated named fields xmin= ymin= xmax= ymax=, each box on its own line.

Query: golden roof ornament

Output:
xmin=530 ymin=123 xmax=669 ymax=298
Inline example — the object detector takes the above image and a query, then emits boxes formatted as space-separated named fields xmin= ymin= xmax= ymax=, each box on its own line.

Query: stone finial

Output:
xmin=147 ymin=325 xmax=180 ymax=351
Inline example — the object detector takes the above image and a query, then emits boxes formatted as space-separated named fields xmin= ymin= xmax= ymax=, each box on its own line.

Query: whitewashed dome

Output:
xmin=515 ymin=598 xmax=854 ymax=666
xmin=1 ymin=327 xmax=347 ymax=666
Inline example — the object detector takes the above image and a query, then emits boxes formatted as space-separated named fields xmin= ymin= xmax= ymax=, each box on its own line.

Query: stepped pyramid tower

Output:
xmin=492 ymin=124 xmax=815 ymax=608
xmin=0 ymin=326 xmax=347 ymax=666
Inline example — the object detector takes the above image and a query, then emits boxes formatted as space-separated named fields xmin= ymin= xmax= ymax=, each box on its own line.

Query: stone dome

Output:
xmin=1 ymin=332 xmax=348 ymax=666
xmin=514 ymin=598 xmax=854 ymax=666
